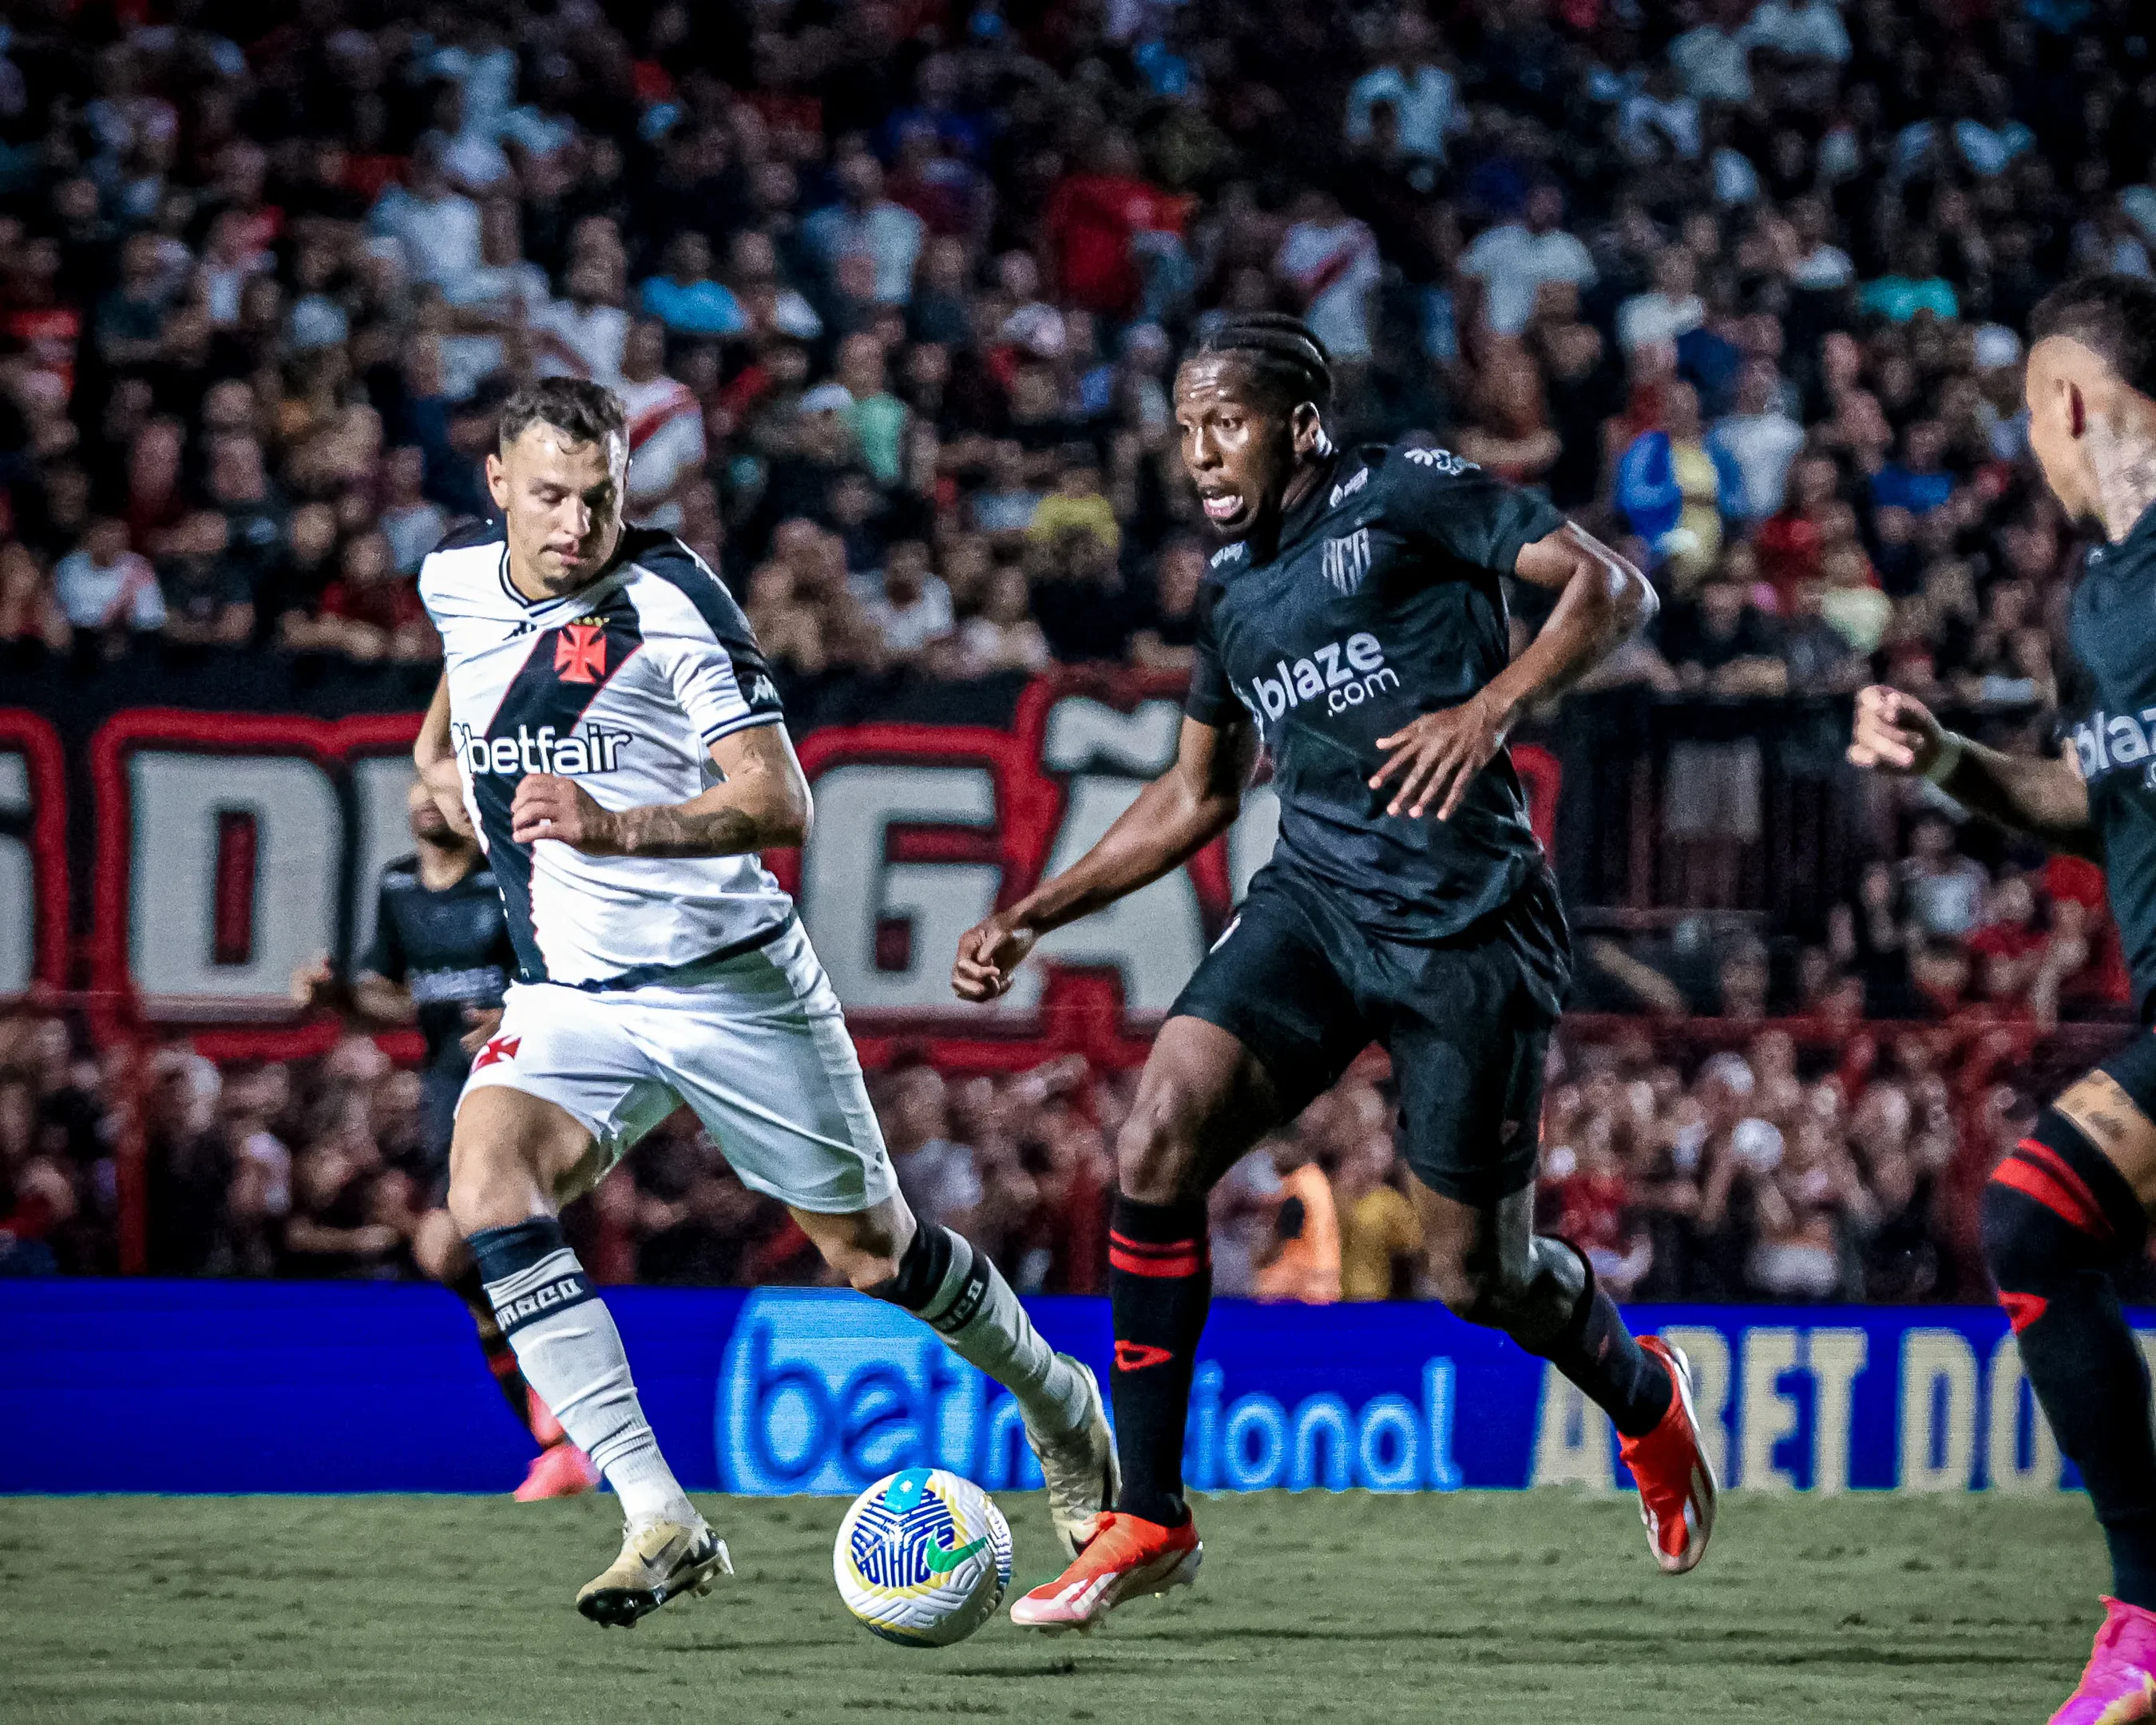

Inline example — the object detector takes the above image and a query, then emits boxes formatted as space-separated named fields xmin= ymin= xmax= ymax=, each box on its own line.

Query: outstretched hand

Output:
xmin=1368 ymin=692 xmax=1509 ymax=821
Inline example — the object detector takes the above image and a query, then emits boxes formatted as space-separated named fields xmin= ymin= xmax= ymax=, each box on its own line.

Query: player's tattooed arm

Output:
xmin=1847 ymin=684 xmax=2100 ymax=860
xmin=509 ymin=722 xmax=811 ymax=857
xmin=952 ymin=716 xmax=1257 ymax=1001
xmin=1371 ymin=522 xmax=1653 ymax=819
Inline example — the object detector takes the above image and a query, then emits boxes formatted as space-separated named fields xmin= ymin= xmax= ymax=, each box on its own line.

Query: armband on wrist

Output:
xmin=1924 ymin=733 xmax=1964 ymax=787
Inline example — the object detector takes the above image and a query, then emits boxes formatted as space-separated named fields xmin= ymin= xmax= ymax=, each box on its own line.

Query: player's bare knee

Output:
xmin=446 ymin=1132 xmax=546 ymax=1234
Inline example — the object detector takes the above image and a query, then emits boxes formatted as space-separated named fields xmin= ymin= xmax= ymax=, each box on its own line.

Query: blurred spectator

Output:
xmin=1253 ymin=1138 xmax=1341 ymax=1304
xmin=1898 ymin=814 xmax=1993 ymax=939
xmin=1460 ymin=185 xmax=1596 ymax=340
xmin=54 ymin=517 xmax=163 ymax=643
xmin=640 ymin=232 xmax=745 ymax=339
xmin=803 ymin=146 xmax=925 ymax=308
xmin=856 ymin=540 xmax=953 ymax=657
xmin=1334 ymin=1135 xmax=1424 ymax=1302
xmin=1345 ymin=14 xmax=1464 ymax=172
xmin=883 ymin=1063 xmax=980 ymax=1238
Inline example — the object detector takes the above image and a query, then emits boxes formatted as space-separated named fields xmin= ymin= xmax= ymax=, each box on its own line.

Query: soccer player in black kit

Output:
xmin=951 ymin=314 xmax=1717 ymax=1630
xmin=1852 ymin=276 xmax=2156 ymax=1723
xmin=298 ymin=777 xmax=597 ymax=1501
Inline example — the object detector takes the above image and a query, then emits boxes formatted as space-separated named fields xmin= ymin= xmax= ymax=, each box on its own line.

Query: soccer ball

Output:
xmin=833 ymin=1467 xmax=1014 ymax=1648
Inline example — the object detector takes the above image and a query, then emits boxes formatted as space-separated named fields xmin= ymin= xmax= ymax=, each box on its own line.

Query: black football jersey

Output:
xmin=362 ymin=855 xmax=515 ymax=1071
xmin=2064 ymin=501 xmax=2156 ymax=1017
xmin=1186 ymin=443 xmax=1565 ymax=940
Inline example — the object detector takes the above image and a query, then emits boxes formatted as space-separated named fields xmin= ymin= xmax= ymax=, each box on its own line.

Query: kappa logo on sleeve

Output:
xmin=1401 ymin=446 xmax=1477 ymax=475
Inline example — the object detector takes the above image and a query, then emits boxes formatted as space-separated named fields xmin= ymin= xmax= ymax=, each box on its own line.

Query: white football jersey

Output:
xmin=420 ymin=521 xmax=793 ymax=987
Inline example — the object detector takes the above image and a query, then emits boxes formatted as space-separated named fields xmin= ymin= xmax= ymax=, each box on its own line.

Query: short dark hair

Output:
xmin=497 ymin=376 xmax=626 ymax=454
xmin=2031 ymin=274 xmax=2156 ymax=399
xmin=1187 ymin=312 xmax=1334 ymax=414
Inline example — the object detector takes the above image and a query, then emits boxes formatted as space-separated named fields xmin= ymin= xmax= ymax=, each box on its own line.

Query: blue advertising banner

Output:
xmin=0 ymin=1281 xmax=2111 ymax=1498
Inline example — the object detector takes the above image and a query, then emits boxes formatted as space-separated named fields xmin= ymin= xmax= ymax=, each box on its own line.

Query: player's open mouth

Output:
xmin=1200 ymin=490 xmax=1242 ymax=522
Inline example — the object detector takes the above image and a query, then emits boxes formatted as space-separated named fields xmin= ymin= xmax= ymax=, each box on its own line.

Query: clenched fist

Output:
xmin=511 ymin=774 xmax=624 ymax=851
xmin=951 ymin=913 xmax=1037 ymax=1001
xmin=1846 ymin=684 xmax=1949 ymax=779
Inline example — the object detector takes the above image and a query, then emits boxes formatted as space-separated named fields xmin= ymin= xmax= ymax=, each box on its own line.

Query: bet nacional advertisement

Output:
xmin=0 ymin=1281 xmax=2112 ymax=1498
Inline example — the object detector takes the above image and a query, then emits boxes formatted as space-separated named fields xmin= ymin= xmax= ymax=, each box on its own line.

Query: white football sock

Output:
xmin=482 ymin=1242 xmax=694 ymax=1526
xmin=910 ymin=1227 xmax=1089 ymax=1437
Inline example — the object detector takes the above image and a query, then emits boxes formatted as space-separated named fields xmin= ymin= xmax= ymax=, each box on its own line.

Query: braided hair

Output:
xmin=1188 ymin=313 xmax=1334 ymax=415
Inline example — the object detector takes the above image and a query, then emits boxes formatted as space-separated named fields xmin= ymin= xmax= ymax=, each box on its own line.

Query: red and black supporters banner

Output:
xmin=2 ymin=664 xmax=1558 ymax=1068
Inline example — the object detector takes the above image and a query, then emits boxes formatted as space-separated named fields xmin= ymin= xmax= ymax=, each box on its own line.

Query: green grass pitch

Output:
xmin=0 ymin=1491 xmax=2108 ymax=1723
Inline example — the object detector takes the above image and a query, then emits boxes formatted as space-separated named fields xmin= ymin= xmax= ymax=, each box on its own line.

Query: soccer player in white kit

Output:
xmin=414 ymin=378 xmax=1115 ymax=1627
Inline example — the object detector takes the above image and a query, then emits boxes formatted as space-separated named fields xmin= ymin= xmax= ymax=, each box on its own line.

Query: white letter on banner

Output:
xmin=2138 ymin=1333 xmax=2156 ymax=1424
xmin=1425 ymin=1359 xmax=1463 ymax=1489
xmin=1900 ymin=1329 xmax=1979 ymax=1491
xmin=1222 ymin=1395 xmax=1287 ymax=1489
xmin=1659 ymin=1326 xmax=1731 ymax=1486
xmin=1738 ymin=1327 xmax=1801 ymax=1491
xmin=799 ymin=764 xmax=1001 ymax=1013
xmin=129 ymin=752 xmax=339 ymax=1004
xmin=1290 ymin=1395 xmax=1353 ymax=1491
xmin=0 ymin=754 xmax=31 ymax=993
xmin=1184 ymin=1362 xmax=1224 ymax=1492
xmin=1808 ymin=1330 xmax=1869 ymax=1496
xmin=1531 ymin=1366 xmax=1613 ymax=1489
xmin=1040 ymin=698 xmax=1181 ymax=776
xmin=1986 ymin=1334 xmax=2062 ymax=1494
xmin=1355 ymin=1395 xmax=1421 ymax=1491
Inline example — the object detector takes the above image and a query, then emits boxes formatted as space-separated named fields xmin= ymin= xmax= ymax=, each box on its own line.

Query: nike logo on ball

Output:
xmin=923 ymin=1533 xmax=988 ymax=1574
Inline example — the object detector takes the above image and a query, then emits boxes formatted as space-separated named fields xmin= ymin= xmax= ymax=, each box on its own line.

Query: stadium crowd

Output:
xmin=3 ymin=0 xmax=2156 ymax=1291
xmin=0 ymin=1003 xmax=2102 ymax=1303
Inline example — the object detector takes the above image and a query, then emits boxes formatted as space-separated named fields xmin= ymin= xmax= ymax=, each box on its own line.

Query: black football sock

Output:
xmin=1984 ymin=1111 xmax=2156 ymax=1610
xmin=1108 ymin=1194 xmax=1211 ymax=1528
xmin=1518 ymin=1240 xmax=1673 ymax=1440
xmin=449 ymin=1259 xmax=548 ymax=1439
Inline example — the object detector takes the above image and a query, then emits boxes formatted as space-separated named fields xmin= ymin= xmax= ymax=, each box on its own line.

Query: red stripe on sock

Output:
xmin=2014 ymin=1139 xmax=2115 ymax=1241
xmin=1999 ymin=1288 xmax=2051 ymax=1333
xmin=1111 ymin=1245 xmax=1203 ymax=1277
xmin=1109 ymin=1231 xmax=1203 ymax=1257
xmin=1994 ymin=1155 xmax=2108 ymax=1239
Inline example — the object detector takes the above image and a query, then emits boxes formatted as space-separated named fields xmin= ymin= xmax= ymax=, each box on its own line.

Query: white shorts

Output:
xmin=460 ymin=918 xmax=895 ymax=1214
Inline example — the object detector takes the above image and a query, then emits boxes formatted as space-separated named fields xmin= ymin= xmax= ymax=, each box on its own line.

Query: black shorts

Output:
xmin=1169 ymin=865 xmax=1572 ymax=1205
